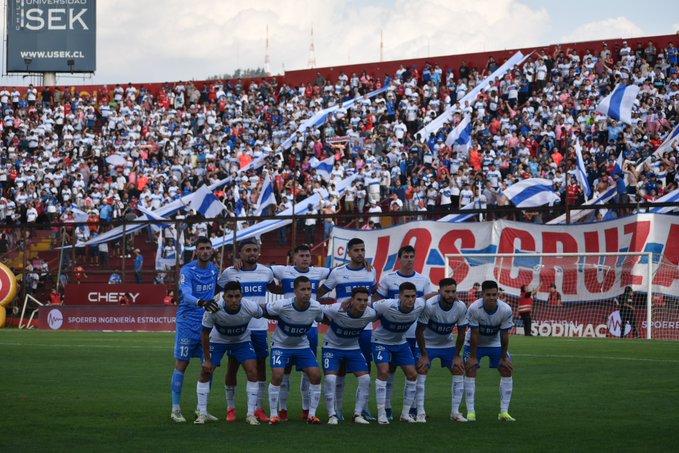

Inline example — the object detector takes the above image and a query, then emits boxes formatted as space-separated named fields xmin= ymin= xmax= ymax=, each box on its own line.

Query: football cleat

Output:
xmin=245 ymin=415 xmax=260 ymax=425
xmin=195 ymin=410 xmax=218 ymax=422
xmin=400 ymin=414 xmax=417 ymax=423
xmin=307 ymin=416 xmax=321 ymax=425
xmin=361 ymin=409 xmax=376 ymax=422
xmin=336 ymin=409 xmax=345 ymax=422
xmin=467 ymin=412 xmax=476 ymax=422
xmin=328 ymin=415 xmax=339 ymax=425
xmin=416 ymin=413 xmax=427 ymax=423
xmin=352 ymin=414 xmax=370 ymax=425
xmin=269 ymin=416 xmax=281 ymax=425
xmin=277 ymin=409 xmax=288 ymax=422
xmin=301 ymin=409 xmax=309 ymax=421
xmin=450 ymin=412 xmax=468 ymax=422
xmin=498 ymin=412 xmax=516 ymax=422
xmin=254 ymin=409 xmax=270 ymax=423
xmin=409 ymin=407 xmax=418 ymax=418
xmin=194 ymin=414 xmax=209 ymax=425
xmin=170 ymin=410 xmax=186 ymax=423
xmin=226 ymin=408 xmax=237 ymax=423
xmin=377 ymin=414 xmax=390 ymax=425
xmin=385 ymin=408 xmax=394 ymax=422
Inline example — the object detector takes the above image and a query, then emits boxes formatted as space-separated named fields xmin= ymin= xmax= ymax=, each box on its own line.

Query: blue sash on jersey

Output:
xmin=329 ymin=321 xmax=364 ymax=338
xmin=380 ymin=316 xmax=413 ymax=333
xmin=427 ymin=320 xmax=455 ymax=335
xmin=278 ymin=319 xmax=312 ymax=337
xmin=214 ymin=323 xmax=249 ymax=337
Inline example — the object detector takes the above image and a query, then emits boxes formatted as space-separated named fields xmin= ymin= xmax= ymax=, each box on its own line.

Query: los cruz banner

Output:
xmin=64 ymin=284 xmax=172 ymax=305
xmin=39 ymin=305 xmax=177 ymax=331
xmin=329 ymin=214 xmax=679 ymax=300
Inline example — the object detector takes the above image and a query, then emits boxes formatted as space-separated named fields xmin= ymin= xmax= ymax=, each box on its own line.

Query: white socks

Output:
xmin=308 ymin=383 xmax=322 ymax=417
xmin=196 ymin=381 xmax=210 ymax=416
xmin=246 ymin=381 xmax=258 ymax=416
xmin=500 ymin=377 xmax=513 ymax=413
xmin=301 ymin=374 xmax=311 ymax=411
xmin=464 ymin=377 xmax=476 ymax=413
xmin=415 ymin=374 xmax=427 ymax=414
xmin=452 ymin=375 xmax=464 ymax=414
xmin=324 ymin=374 xmax=337 ymax=417
xmin=225 ymin=385 xmax=236 ymax=410
xmin=385 ymin=372 xmax=395 ymax=410
xmin=355 ymin=374 xmax=371 ymax=416
xmin=257 ymin=381 xmax=267 ymax=410
xmin=279 ymin=374 xmax=290 ymax=411
xmin=375 ymin=379 xmax=387 ymax=418
xmin=402 ymin=379 xmax=416 ymax=418
xmin=335 ymin=375 xmax=345 ymax=413
xmin=268 ymin=384 xmax=280 ymax=419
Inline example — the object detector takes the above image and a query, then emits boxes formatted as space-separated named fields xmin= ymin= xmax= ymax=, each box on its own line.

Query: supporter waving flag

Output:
xmin=575 ymin=147 xmax=593 ymax=200
xmin=188 ymin=185 xmax=227 ymax=218
xmin=547 ymin=187 xmax=617 ymax=224
xmin=503 ymin=178 xmax=561 ymax=208
xmin=649 ymin=188 xmax=679 ymax=214
xmin=596 ymin=83 xmax=640 ymax=125
xmin=253 ymin=174 xmax=277 ymax=216
xmin=445 ymin=114 xmax=472 ymax=151
xmin=314 ymin=155 xmax=335 ymax=180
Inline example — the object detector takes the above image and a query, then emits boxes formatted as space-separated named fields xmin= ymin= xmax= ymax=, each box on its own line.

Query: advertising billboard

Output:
xmin=6 ymin=0 xmax=96 ymax=73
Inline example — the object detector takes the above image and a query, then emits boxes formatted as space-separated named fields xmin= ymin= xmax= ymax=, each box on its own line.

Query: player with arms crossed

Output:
xmin=464 ymin=280 xmax=515 ymax=422
xmin=218 ymin=239 xmax=276 ymax=423
xmin=321 ymin=287 xmax=378 ymax=425
xmin=374 ymin=245 xmax=436 ymax=421
xmin=263 ymin=276 xmax=324 ymax=424
xmin=372 ymin=281 xmax=426 ymax=424
xmin=415 ymin=278 xmax=468 ymax=422
xmin=196 ymin=281 xmax=264 ymax=425
xmin=271 ymin=244 xmax=331 ymax=421
xmin=317 ymin=237 xmax=377 ymax=421
xmin=171 ymin=236 xmax=220 ymax=423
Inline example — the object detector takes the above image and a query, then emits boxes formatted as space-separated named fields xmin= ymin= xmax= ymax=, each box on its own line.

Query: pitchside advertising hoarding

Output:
xmin=63 ymin=284 xmax=170 ymax=305
xmin=6 ymin=0 xmax=96 ymax=73
xmin=39 ymin=305 xmax=177 ymax=331
xmin=330 ymin=214 xmax=679 ymax=339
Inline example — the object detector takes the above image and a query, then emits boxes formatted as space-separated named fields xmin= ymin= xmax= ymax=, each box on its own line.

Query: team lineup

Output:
xmin=170 ymin=236 xmax=515 ymax=425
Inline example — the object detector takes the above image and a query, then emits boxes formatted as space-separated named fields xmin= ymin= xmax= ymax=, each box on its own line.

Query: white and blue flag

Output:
xmin=547 ymin=187 xmax=617 ymax=224
xmin=253 ymin=174 xmax=277 ymax=216
xmin=503 ymin=178 xmax=561 ymax=208
xmin=188 ymin=185 xmax=227 ymax=218
xmin=314 ymin=155 xmax=335 ymax=180
xmin=596 ymin=83 xmax=640 ymax=125
xmin=575 ymin=147 xmax=592 ymax=200
xmin=445 ymin=114 xmax=472 ymax=155
xmin=649 ymin=188 xmax=679 ymax=214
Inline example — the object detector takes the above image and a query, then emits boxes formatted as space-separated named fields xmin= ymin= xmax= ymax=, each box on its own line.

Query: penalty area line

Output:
xmin=513 ymin=353 xmax=679 ymax=363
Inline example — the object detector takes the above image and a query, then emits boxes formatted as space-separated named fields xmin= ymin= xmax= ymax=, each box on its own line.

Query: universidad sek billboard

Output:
xmin=6 ymin=0 xmax=96 ymax=73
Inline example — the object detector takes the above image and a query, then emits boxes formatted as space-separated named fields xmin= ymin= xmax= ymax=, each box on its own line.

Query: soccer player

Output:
xmin=372 ymin=281 xmax=426 ymax=424
xmin=218 ymin=239 xmax=275 ymax=423
xmin=321 ymin=287 xmax=378 ymax=425
xmin=263 ymin=276 xmax=324 ymax=424
xmin=271 ymin=244 xmax=331 ymax=421
xmin=171 ymin=236 xmax=220 ymax=423
xmin=464 ymin=280 xmax=515 ymax=422
xmin=318 ymin=237 xmax=377 ymax=421
xmin=415 ymin=278 xmax=468 ymax=422
xmin=196 ymin=281 xmax=263 ymax=425
xmin=374 ymin=245 xmax=436 ymax=420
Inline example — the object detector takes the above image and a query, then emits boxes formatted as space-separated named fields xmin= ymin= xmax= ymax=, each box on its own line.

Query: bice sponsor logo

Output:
xmin=47 ymin=308 xmax=63 ymax=330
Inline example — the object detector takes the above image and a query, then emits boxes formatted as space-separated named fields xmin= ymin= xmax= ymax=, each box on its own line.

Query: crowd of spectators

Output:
xmin=0 ymin=38 xmax=677 ymax=258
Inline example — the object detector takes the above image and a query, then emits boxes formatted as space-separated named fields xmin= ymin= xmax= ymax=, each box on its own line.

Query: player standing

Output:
xmin=196 ymin=281 xmax=263 ymax=425
xmin=271 ymin=244 xmax=330 ymax=421
xmin=171 ymin=236 xmax=220 ymax=423
xmin=263 ymin=276 xmax=324 ymax=424
xmin=415 ymin=278 xmax=468 ymax=422
xmin=464 ymin=280 xmax=515 ymax=422
xmin=318 ymin=238 xmax=377 ymax=421
xmin=374 ymin=245 xmax=436 ymax=420
xmin=218 ymin=239 xmax=276 ymax=423
xmin=372 ymin=281 xmax=426 ymax=424
xmin=321 ymin=287 xmax=378 ymax=424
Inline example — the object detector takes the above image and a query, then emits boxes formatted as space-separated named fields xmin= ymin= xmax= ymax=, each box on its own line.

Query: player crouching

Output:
xmin=196 ymin=281 xmax=265 ymax=425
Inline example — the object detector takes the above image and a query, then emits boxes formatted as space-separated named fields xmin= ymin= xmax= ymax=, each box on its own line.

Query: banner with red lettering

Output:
xmin=64 ymin=284 xmax=172 ymax=305
xmin=329 ymin=214 xmax=679 ymax=300
xmin=38 ymin=305 xmax=177 ymax=331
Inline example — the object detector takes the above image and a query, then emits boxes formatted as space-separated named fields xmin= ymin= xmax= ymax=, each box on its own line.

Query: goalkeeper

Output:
xmin=170 ymin=236 xmax=221 ymax=423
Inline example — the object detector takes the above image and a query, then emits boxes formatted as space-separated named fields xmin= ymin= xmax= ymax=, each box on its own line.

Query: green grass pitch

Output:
xmin=1 ymin=330 xmax=677 ymax=452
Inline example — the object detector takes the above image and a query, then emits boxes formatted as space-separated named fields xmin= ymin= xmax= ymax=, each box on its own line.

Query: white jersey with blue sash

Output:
xmin=465 ymin=299 xmax=513 ymax=348
xmin=418 ymin=295 xmax=468 ymax=348
xmin=218 ymin=264 xmax=274 ymax=331
xmin=202 ymin=297 xmax=264 ymax=344
xmin=372 ymin=298 xmax=426 ymax=346
xmin=267 ymin=298 xmax=323 ymax=349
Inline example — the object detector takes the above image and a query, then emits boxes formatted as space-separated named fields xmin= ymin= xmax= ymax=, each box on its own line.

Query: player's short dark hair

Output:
xmin=482 ymin=280 xmax=499 ymax=292
xmin=347 ymin=238 xmax=364 ymax=250
xmin=294 ymin=275 xmax=311 ymax=288
xmin=351 ymin=287 xmax=370 ymax=297
xmin=399 ymin=281 xmax=417 ymax=293
xmin=223 ymin=281 xmax=242 ymax=293
xmin=194 ymin=236 xmax=211 ymax=248
xmin=398 ymin=245 xmax=415 ymax=258
xmin=238 ymin=238 xmax=258 ymax=250
xmin=294 ymin=244 xmax=311 ymax=254
xmin=439 ymin=278 xmax=457 ymax=288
